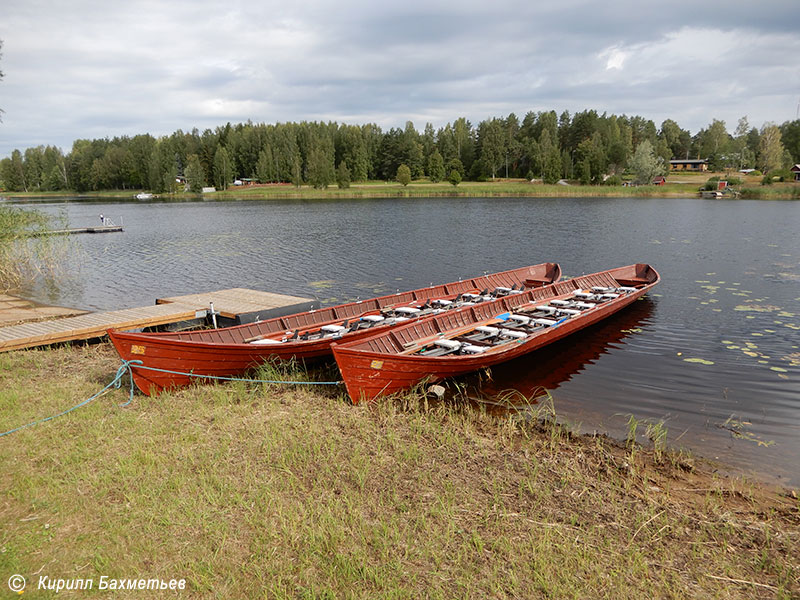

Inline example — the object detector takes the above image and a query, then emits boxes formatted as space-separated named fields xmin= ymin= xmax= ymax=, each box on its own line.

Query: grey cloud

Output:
xmin=1 ymin=0 xmax=798 ymax=157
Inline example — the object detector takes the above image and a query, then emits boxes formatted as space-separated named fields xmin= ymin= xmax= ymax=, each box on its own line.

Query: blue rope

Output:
xmin=128 ymin=362 xmax=343 ymax=386
xmin=0 ymin=359 xmax=139 ymax=438
xmin=0 ymin=360 xmax=342 ymax=439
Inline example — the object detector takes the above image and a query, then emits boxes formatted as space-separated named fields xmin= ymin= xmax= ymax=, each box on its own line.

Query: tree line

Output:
xmin=1 ymin=111 xmax=799 ymax=193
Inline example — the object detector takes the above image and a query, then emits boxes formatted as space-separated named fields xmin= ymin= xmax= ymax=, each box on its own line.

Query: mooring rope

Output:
xmin=127 ymin=361 xmax=343 ymax=387
xmin=0 ymin=360 xmax=342 ymax=438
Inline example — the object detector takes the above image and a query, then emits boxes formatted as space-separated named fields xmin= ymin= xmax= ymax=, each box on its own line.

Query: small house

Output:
xmin=652 ymin=176 xmax=666 ymax=185
xmin=791 ymin=164 xmax=800 ymax=182
xmin=670 ymin=159 xmax=708 ymax=172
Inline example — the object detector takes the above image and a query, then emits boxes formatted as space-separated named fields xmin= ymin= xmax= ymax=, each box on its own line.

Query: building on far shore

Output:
xmin=791 ymin=164 xmax=800 ymax=181
xmin=670 ymin=159 xmax=708 ymax=172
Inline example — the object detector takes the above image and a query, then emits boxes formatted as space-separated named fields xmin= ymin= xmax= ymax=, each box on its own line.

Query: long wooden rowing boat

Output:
xmin=331 ymin=264 xmax=659 ymax=403
xmin=108 ymin=262 xmax=561 ymax=396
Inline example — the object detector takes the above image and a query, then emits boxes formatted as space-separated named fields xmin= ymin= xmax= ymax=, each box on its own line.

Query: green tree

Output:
xmin=539 ymin=130 xmax=562 ymax=184
xmin=336 ymin=160 xmax=351 ymax=189
xmin=453 ymin=117 xmax=473 ymax=164
xmin=575 ymin=132 xmax=607 ymax=184
xmin=291 ymin=156 xmax=302 ymax=187
xmin=2 ymin=150 xmax=26 ymax=191
xmin=779 ymin=119 xmax=800 ymax=164
xmin=307 ymin=133 xmax=335 ymax=189
xmin=184 ymin=154 xmax=205 ymax=193
xmin=659 ymin=119 xmax=690 ymax=159
xmin=446 ymin=157 xmax=465 ymax=178
xmin=448 ymin=169 xmax=462 ymax=186
xmin=256 ymin=147 xmax=276 ymax=183
xmin=478 ymin=118 xmax=506 ymax=180
xmin=630 ymin=140 xmax=666 ymax=185
xmin=396 ymin=163 xmax=411 ymax=186
xmin=337 ymin=125 xmax=369 ymax=181
xmin=427 ymin=150 xmax=445 ymax=182
xmin=758 ymin=124 xmax=785 ymax=173
xmin=695 ymin=119 xmax=730 ymax=167
xmin=213 ymin=146 xmax=233 ymax=190
xmin=401 ymin=121 xmax=424 ymax=178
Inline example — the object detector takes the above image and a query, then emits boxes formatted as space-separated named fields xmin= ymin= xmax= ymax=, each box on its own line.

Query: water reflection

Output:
xmin=464 ymin=299 xmax=655 ymax=402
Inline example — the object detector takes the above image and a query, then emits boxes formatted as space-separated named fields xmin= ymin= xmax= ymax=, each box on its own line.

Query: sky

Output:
xmin=1 ymin=0 xmax=799 ymax=158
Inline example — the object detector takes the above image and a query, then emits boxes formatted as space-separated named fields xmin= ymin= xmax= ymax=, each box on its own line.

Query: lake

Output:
xmin=10 ymin=196 xmax=800 ymax=484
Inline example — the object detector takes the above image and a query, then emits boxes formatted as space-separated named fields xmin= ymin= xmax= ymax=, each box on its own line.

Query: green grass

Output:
xmin=1 ymin=343 xmax=798 ymax=598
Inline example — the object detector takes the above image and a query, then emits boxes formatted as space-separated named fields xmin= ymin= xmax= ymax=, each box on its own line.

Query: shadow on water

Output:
xmin=459 ymin=298 xmax=655 ymax=404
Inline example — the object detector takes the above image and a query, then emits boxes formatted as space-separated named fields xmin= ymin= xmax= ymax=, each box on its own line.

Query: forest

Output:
xmin=1 ymin=110 xmax=799 ymax=193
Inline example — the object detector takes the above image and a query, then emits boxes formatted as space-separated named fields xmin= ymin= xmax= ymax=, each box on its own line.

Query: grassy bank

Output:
xmin=4 ymin=173 xmax=799 ymax=201
xmin=1 ymin=343 xmax=798 ymax=598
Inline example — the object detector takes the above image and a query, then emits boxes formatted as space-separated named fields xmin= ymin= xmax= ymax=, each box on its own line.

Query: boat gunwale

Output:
xmin=107 ymin=262 xmax=561 ymax=348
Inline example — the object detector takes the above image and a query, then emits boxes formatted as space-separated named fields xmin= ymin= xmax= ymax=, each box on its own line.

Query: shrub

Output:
xmin=396 ymin=164 xmax=411 ymax=187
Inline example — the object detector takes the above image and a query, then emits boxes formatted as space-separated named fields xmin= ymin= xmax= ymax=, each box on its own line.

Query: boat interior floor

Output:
xmin=415 ymin=284 xmax=641 ymax=357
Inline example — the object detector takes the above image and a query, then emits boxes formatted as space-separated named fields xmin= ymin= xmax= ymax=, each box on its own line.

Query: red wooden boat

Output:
xmin=331 ymin=264 xmax=660 ymax=403
xmin=108 ymin=262 xmax=561 ymax=396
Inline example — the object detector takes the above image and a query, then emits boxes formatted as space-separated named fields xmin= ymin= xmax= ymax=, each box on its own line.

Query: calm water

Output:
xmin=10 ymin=196 xmax=800 ymax=484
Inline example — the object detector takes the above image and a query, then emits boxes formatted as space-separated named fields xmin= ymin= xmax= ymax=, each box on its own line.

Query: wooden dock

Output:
xmin=0 ymin=288 xmax=316 ymax=352
xmin=36 ymin=225 xmax=124 ymax=235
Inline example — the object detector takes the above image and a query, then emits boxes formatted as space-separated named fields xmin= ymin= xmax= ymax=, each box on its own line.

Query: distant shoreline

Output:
xmin=2 ymin=174 xmax=798 ymax=201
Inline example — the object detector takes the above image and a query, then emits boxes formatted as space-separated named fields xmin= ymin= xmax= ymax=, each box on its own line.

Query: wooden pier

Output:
xmin=0 ymin=288 xmax=316 ymax=352
xmin=36 ymin=225 xmax=124 ymax=235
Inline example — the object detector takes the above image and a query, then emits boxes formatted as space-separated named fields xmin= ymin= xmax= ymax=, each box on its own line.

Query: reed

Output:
xmin=0 ymin=205 xmax=71 ymax=292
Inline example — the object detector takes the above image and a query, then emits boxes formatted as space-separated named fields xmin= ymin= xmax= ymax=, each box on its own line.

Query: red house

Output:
xmin=791 ymin=164 xmax=800 ymax=182
xmin=652 ymin=176 xmax=666 ymax=185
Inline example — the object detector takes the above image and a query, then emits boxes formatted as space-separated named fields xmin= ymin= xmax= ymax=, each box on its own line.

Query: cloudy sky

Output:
xmin=1 ymin=0 xmax=798 ymax=158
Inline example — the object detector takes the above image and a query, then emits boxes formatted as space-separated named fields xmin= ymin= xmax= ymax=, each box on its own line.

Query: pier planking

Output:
xmin=0 ymin=288 xmax=316 ymax=352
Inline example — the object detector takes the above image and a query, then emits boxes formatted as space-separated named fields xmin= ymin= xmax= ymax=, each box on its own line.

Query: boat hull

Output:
xmin=332 ymin=264 xmax=659 ymax=403
xmin=108 ymin=262 xmax=561 ymax=395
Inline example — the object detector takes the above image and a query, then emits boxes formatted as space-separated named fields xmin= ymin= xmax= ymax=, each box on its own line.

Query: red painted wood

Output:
xmin=108 ymin=262 xmax=561 ymax=396
xmin=331 ymin=264 xmax=660 ymax=403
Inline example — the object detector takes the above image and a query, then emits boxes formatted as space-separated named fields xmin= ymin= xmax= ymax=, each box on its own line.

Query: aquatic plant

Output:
xmin=0 ymin=205 xmax=69 ymax=292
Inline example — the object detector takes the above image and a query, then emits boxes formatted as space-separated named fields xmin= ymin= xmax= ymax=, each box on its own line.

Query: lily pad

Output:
xmin=683 ymin=358 xmax=715 ymax=365
xmin=734 ymin=304 xmax=780 ymax=313
xmin=770 ymin=366 xmax=788 ymax=373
